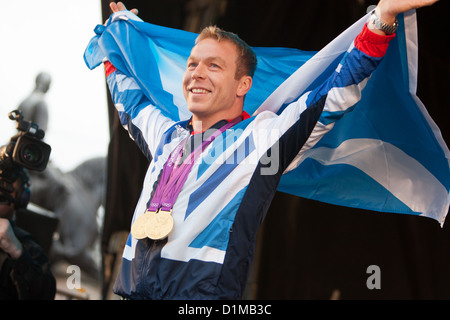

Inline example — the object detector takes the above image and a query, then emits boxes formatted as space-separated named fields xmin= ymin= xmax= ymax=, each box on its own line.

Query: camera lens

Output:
xmin=22 ymin=144 xmax=42 ymax=164
xmin=12 ymin=135 xmax=51 ymax=171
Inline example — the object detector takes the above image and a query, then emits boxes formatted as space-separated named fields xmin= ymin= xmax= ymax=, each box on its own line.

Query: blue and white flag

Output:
xmin=84 ymin=10 xmax=449 ymax=225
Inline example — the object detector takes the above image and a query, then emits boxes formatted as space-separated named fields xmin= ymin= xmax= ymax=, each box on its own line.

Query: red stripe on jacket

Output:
xmin=104 ymin=61 xmax=117 ymax=77
xmin=354 ymin=23 xmax=395 ymax=58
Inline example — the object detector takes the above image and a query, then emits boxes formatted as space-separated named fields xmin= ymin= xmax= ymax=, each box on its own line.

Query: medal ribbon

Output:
xmin=148 ymin=116 xmax=242 ymax=213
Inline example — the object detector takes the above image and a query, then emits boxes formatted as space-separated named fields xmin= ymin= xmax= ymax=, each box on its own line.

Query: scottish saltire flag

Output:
xmin=84 ymin=10 xmax=449 ymax=225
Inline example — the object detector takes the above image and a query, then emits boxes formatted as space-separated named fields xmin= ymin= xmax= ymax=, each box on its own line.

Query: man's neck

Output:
xmin=191 ymin=111 xmax=242 ymax=133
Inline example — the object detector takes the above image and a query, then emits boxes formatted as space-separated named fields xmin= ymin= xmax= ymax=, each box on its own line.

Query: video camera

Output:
xmin=0 ymin=110 xmax=51 ymax=172
xmin=0 ymin=110 xmax=57 ymax=252
xmin=0 ymin=110 xmax=51 ymax=204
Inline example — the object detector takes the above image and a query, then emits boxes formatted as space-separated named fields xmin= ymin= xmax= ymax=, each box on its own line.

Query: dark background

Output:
xmin=100 ymin=0 xmax=450 ymax=299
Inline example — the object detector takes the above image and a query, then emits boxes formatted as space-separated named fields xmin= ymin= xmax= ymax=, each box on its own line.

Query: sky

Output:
xmin=0 ymin=0 xmax=109 ymax=172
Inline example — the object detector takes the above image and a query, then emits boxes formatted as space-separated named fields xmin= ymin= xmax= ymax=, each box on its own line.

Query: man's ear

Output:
xmin=236 ymin=76 xmax=252 ymax=98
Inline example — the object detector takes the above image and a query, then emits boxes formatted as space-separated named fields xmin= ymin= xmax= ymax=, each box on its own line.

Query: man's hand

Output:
xmin=370 ymin=0 xmax=439 ymax=35
xmin=104 ymin=2 xmax=139 ymax=26
xmin=109 ymin=1 xmax=138 ymax=16
xmin=377 ymin=0 xmax=439 ymax=24
xmin=0 ymin=218 xmax=23 ymax=259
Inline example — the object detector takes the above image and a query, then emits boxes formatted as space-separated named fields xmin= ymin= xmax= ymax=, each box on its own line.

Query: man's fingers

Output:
xmin=117 ymin=2 xmax=127 ymax=11
xmin=109 ymin=2 xmax=139 ymax=15
xmin=109 ymin=2 xmax=119 ymax=13
xmin=109 ymin=2 xmax=126 ymax=13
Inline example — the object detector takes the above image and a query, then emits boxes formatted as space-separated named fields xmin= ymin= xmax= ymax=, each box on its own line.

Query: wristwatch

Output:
xmin=369 ymin=10 xmax=398 ymax=35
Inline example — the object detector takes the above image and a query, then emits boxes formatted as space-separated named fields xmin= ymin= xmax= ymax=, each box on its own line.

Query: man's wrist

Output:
xmin=368 ymin=7 xmax=398 ymax=35
xmin=375 ymin=6 xmax=397 ymax=26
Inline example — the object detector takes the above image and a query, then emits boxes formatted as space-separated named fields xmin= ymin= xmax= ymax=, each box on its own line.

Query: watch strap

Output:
xmin=369 ymin=10 xmax=398 ymax=35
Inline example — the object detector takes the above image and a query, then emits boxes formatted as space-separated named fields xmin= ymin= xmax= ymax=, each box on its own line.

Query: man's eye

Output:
xmin=188 ymin=62 xmax=197 ymax=68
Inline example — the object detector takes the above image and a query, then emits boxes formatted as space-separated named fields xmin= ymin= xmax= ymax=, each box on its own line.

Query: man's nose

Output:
xmin=191 ymin=63 xmax=206 ymax=80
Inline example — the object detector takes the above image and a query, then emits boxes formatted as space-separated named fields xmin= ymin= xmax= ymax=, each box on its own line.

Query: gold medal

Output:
xmin=131 ymin=212 xmax=152 ymax=239
xmin=144 ymin=209 xmax=174 ymax=240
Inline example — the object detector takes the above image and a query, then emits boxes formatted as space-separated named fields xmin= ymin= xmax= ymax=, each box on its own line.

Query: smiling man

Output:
xmin=99 ymin=1 xmax=439 ymax=300
xmin=183 ymin=27 xmax=254 ymax=133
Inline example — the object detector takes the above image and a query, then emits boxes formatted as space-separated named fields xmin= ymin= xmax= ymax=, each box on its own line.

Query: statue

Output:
xmin=28 ymin=157 xmax=106 ymax=277
xmin=18 ymin=72 xmax=51 ymax=133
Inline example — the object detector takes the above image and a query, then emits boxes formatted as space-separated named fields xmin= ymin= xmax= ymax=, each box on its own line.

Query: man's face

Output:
xmin=183 ymin=38 xmax=243 ymax=120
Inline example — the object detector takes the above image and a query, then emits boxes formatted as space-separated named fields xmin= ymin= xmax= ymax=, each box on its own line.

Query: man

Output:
xmin=101 ymin=0 xmax=438 ymax=300
xmin=0 ymin=169 xmax=55 ymax=299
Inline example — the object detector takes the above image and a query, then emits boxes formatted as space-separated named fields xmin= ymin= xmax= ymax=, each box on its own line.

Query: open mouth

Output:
xmin=189 ymin=87 xmax=211 ymax=94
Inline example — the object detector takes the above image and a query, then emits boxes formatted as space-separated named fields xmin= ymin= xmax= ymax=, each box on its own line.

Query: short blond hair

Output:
xmin=196 ymin=26 xmax=257 ymax=79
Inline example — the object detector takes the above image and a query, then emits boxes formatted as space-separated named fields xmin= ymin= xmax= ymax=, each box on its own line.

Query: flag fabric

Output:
xmin=84 ymin=10 xmax=449 ymax=225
